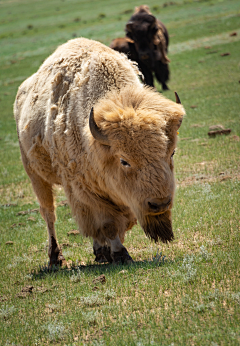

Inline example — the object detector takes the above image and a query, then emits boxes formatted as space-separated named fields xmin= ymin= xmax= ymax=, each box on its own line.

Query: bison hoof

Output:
xmin=94 ymin=246 xmax=113 ymax=264
xmin=49 ymin=251 xmax=66 ymax=267
xmin=111 ymin=248 xmax=133 ymax=265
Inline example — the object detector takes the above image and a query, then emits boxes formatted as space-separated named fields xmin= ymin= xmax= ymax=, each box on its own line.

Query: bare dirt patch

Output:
xmin=178 ymin=172 xmax=240 ymax=187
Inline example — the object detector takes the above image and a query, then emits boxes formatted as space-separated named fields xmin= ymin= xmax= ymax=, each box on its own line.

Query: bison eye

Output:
xmin=171 ymin=150 xmax=175 ymax=158
xmin=120 ymin=158 xmax=131 ymax=167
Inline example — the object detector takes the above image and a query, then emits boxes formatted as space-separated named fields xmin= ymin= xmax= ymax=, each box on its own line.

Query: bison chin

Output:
xmin=140 ymin=210 xmax=174 ymax=243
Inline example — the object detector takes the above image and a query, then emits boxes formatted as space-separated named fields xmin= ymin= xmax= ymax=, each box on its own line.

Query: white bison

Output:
xmin=14 ymin=38 xmax=185 ymax=265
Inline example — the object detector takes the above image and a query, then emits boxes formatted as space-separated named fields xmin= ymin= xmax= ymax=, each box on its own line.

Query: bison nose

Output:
xmin=145 ymin=196 xmax=172 ymax=215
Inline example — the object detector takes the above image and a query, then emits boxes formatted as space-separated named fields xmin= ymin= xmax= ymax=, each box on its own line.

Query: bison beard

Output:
xmin=141 ymin=210 xmax=174 ymax=243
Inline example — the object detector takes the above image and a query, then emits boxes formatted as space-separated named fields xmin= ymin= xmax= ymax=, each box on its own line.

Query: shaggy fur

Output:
xmin=14 ymin=37 xmax=185 ymax=264
xmin=110 ymin=5 xmax=170 ymax=90
xmin=132 ymin=5 xmax=169 ymax=64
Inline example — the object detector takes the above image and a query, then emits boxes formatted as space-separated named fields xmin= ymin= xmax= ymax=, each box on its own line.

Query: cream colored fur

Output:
xmin=14 ymin=38 xmax=185 ymax=260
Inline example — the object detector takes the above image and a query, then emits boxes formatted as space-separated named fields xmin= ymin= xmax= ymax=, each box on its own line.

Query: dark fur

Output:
xmin=110 ymin=12 xmax=170 ymax=90
xmin=141 ymin=210 xmax=174 ymax=243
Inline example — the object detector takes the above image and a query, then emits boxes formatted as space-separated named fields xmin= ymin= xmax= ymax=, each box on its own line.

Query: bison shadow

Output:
xmin=31 ymin=252 xmax=173 ymax=280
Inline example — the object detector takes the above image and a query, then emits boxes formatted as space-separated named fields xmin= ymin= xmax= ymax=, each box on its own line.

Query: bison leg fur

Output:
xmin=154 ymin=61 xmax=169 ymax=91
xmin=137 ymin=61 xmax=154 ymax=87
xmin=21 ymin=157 xmax=66 ymax=267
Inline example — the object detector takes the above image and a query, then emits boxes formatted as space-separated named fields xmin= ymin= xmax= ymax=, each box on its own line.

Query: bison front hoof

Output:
xmin=94 ymin=253 xmax=107 ymax=263
xmin=94 ymin=246 xmax=113 ymax=264
xmin=111 ymin=248 xmax=134 ymax=265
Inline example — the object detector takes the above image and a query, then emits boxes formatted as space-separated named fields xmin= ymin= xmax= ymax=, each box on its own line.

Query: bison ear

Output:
xmin=166 ymin=92 xmax=184 ymax=131
xmin=167 ymin=114 xmax=183 ymax=132
xmin=126 ymin=22 xmax=133 ymax=33
xmin=149 ymin=15 xmax=157 ymax=28
xmin=89 ymin=108 xmax=110 ymax=146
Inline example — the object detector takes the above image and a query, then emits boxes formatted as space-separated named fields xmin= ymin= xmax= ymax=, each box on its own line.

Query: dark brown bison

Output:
xmin=14 ymin=38 xmax=185 ymax=266
xmin=110 ymin=5 xmax=170 ymax=91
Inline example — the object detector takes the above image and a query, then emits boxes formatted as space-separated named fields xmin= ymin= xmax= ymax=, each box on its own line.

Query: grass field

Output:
xmin=0 ymin=0 xmax=240 ymax=345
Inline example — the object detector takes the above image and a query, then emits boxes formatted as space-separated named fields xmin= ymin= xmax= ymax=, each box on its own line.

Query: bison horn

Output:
xmin=89 ymin=107 xmax=109 ymax=146
xmin=174 ymin=92 xmax=181 ymax=104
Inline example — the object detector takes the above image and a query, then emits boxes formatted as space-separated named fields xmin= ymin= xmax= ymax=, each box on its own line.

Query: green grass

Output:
xmin=0 ymin=0 xmax=240 ymax=345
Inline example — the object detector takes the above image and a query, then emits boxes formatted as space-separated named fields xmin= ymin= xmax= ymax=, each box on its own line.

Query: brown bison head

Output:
xmin=89 ymin=86 xmax=185 ymax=243
xmin=126 ymin=12 xmax=159 ymax=68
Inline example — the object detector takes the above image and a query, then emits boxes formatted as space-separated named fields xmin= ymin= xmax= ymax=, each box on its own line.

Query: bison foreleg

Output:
xmin=109 ymin=235 xmax=133 ymax=264
xmin=93 ymin=240 xmax=112 ymax=263
xmin=93 ymin=236 xmax=133 ymax=264
xmin=154 ymin=61 xmax=169 ymax=91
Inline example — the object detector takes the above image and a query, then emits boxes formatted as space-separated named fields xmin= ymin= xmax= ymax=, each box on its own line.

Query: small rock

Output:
xmin=16 ymin=285 xmax=34 ymax=298
xmin=93 ymin=274 xmax=106 ymax=284
xmin=220 ymin=52 xmax=230 ymax=57
xmin=190 ymin=105 xmax=197 ymax=108
xmin=27 ymin=216 xmax=36 ymax=221
xmin=208 ymin=129 xmax=231 ymax=137
xmin=21 ymin=285 xmax=34 ymax=293
xmin=67 ymin=229 xmax=80 ymax=236
xmin=6 ymin=241 xmax=13 ymax=245
xmin=209 ymin=124 xmax=224 ymax=131
xmin=119 ymin=270 xmax=128 ymax=274
xmin=35 ymin=287 xmax=48 ymax=293
xmin=17 ymin=208 xmax=39 ymax=216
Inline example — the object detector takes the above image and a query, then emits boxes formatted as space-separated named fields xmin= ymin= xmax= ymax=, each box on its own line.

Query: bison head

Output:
xmin=126 ymin=13 xmax=159 ymax=69
xmin=88 ymin=86 xmax=185 ymax=243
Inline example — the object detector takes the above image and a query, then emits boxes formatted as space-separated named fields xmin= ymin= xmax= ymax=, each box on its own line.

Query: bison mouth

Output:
xmin=141 ymin=210 xmax=174 ymax=243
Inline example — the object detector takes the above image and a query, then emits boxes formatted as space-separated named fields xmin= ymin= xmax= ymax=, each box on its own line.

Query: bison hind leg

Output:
xmin=20 ymin=149 xmax=66 ymax=267
xmin=49 ymin=236 xmax=66 ymax=267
